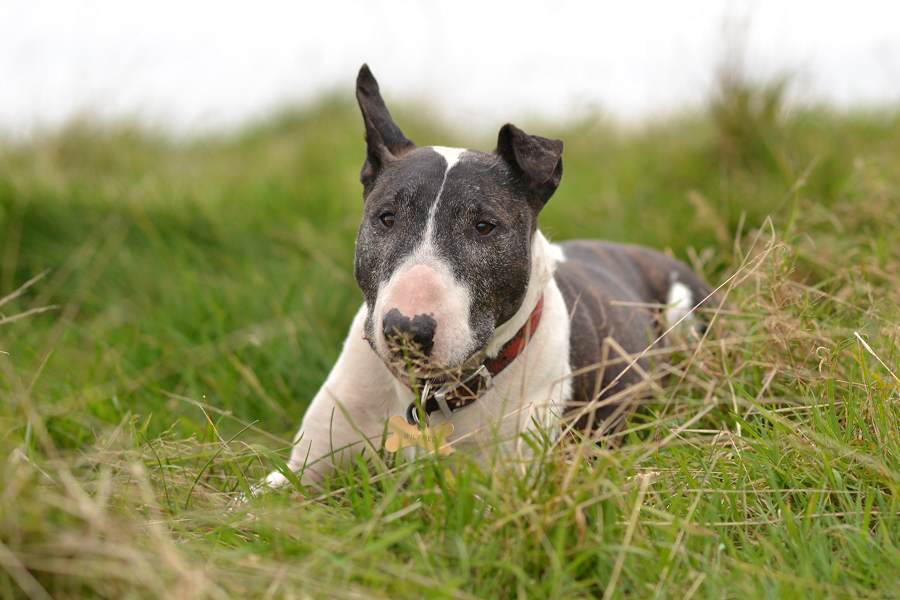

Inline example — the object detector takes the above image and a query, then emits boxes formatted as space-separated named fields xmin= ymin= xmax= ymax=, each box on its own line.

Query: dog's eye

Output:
xmin=474 ymin=221 xmax=495 ymax=236
xmin=379 ymin=212 xmax=396 ymax=228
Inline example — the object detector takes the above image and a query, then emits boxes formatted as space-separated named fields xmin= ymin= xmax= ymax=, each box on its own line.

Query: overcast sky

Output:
xmin=2 ymin=1 xmax=900 ymax=138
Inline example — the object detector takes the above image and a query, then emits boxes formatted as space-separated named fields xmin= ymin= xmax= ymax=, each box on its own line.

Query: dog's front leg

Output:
xmin=256 ymin=304 xmax=397 ymax=493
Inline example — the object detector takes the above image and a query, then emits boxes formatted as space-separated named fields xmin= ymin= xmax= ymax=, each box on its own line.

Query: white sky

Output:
xmin=2 ymin=0 xmax=900 ymax=138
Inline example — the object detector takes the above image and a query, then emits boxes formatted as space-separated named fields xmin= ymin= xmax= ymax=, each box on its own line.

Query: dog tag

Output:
xmin=384 ymin=415 xmax=454 ymax=455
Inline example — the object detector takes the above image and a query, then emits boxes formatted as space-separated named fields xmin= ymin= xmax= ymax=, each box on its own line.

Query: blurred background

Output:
xmin=3 ymin=0 xmax=900 ymax=138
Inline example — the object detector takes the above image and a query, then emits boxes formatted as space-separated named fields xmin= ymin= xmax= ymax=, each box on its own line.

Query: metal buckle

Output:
xmin=406 ymin=379 xmax=432 ymax=425
xmin=404 ymin=365 xmax=493 ymax=425
xmin=432 ymin=364 xmax=492 ymax=418
xmin=405 ymin=401 xmax=422 ymax=426
xmin=465 ymin=363 xmax=493 ymax=389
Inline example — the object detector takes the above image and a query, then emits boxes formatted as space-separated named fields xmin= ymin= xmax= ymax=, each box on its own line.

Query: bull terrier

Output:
xmin=258 ymin=65 xmax=713 ymax=492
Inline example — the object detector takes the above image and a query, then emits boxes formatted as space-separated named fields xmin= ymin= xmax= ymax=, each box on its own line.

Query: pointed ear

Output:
xmin=356 ymin=64 xmax=415 ymax=193
xmin=495 ymin=123 xmax=563 ymax=206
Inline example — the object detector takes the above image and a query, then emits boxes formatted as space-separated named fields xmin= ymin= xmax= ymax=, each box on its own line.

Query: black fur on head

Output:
xmin=495 ymin=123 xmax=563 ymax=207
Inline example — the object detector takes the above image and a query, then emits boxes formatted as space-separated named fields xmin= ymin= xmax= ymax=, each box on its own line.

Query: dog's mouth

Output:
xmin=380 ymin=334 xmax=485 ymax=389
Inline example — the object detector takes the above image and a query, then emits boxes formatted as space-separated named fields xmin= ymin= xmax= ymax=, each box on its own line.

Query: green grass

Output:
xmin=1 ymin=81 xmax=898 ymax=598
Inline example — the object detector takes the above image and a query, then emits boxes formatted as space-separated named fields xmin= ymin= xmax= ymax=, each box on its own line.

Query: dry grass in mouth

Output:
xmin=381 ymin=334 xmax=486 ymax=392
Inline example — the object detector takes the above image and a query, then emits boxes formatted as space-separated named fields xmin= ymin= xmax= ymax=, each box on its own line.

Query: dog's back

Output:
xmin=554 ymin=241 xmax=713 ymax=432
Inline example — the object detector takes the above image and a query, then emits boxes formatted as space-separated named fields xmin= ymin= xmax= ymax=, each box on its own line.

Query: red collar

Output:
xmin=483 ymin=293 xmax=544 ymax=377
xmin=402 ymin=294 xmax=544 ymax=425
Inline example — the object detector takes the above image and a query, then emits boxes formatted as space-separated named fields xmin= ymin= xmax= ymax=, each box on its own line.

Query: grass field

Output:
xmin=1 ymin=80 xmax=898 ymax=598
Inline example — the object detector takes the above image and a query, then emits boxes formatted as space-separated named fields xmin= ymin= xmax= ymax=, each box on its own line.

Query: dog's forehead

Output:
xmin=377 ymin=146 xmax=504 ymax=198
xmin=428 ymin=147 xmax=503 ymax=181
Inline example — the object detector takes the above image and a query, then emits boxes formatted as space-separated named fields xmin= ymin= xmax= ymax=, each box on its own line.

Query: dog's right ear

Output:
xmin=356 ymin=64 xmax=415 ymax=195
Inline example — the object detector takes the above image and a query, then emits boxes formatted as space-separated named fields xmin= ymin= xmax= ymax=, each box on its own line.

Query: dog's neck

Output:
xmin=484 ymin=229 xmax=560 ymax=358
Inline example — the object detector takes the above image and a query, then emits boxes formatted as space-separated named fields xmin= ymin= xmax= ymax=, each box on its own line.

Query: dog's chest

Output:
xmin=391 ymin=278 xmax=573 ymax=456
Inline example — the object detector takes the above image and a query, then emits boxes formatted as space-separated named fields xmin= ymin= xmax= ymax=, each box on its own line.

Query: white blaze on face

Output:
xmin=372 ymin=146 xmax=475 ymax=367
xmin=422 ymin=146 xmax=466 ymax=246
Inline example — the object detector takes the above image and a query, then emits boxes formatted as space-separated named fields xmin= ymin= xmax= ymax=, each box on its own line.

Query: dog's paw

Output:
xmin=251 ymin=470 xmax=292 ymax=496
xmin=227 ymin=470 xmax=293 ymax=509
xmin=260 ymin=470 xmax=291 ymax=492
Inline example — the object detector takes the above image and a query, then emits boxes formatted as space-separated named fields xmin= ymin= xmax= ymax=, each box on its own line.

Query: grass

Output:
xmin=1 ymin=79 xmax=898 ymax=598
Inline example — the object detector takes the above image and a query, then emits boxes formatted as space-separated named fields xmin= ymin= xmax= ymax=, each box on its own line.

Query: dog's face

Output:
xmin=352 ymin=65 xmax=563 ymax=373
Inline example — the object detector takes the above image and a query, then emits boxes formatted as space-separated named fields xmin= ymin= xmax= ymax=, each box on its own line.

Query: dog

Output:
xmin=259 ymin=64 xmax=713 ymax=492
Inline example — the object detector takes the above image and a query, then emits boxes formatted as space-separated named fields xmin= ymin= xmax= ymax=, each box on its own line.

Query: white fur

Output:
xmin=665 ymin=281 xmax=693 ymax=327
xmin=429 ymin=146 xmax=466 ymax=169
xmin=421 ymin=146 xmax=465 ymax=247
xmin=547 ymin=242 xmax=566 ymax=264
xmin=258 ymin=230 xmax=572 ymax=492
xmin=257 ymin=304 xmax=398 ymax=493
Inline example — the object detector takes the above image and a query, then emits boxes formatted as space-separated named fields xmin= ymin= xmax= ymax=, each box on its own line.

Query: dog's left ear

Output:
xmin=356 ymin=64 xmax=416 ymax=195
xmin=495 ymin=123 xmax=563 ymax=207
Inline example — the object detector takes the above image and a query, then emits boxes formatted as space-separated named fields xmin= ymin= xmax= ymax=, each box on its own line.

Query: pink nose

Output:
xmin=379 ymin=263 xmax=454 ymax=359
xmin=388 ymin=264 xmax=443 ymax=316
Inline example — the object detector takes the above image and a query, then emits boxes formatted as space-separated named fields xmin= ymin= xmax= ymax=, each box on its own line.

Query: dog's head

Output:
xmin=353 ymin=65 xmax=563 ymax=374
